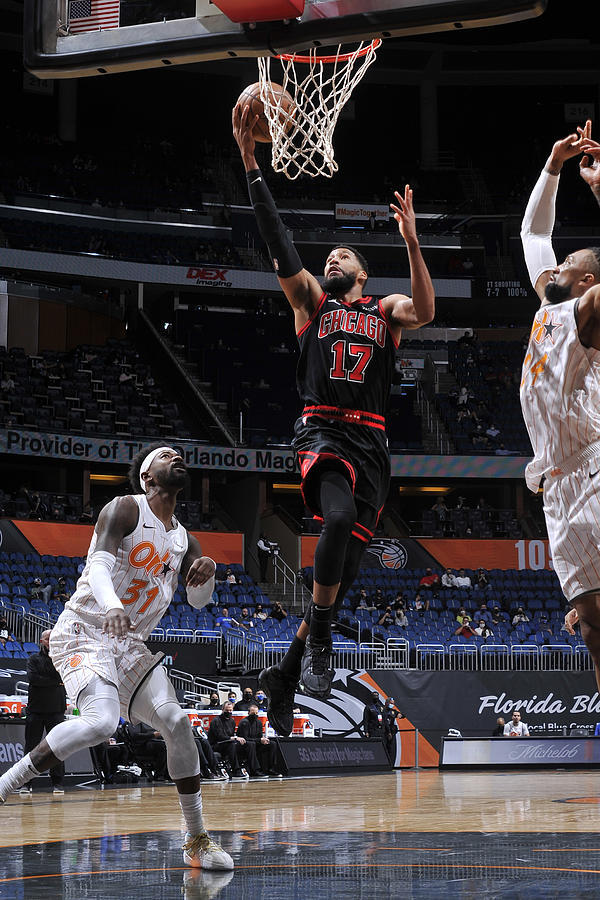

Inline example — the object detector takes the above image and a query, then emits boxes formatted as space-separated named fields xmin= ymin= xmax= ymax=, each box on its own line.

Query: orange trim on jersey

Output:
xmin=378 ymin=297 xmax=400 ymax=349
xmin=296 ymin=291 xmax=328 ymax=338
xmin=302 ymin=405 xmax=386 ymax=430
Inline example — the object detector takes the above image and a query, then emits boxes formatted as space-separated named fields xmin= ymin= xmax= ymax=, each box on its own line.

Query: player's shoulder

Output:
xmin=97 ymin=494 xmax=140 ymax=531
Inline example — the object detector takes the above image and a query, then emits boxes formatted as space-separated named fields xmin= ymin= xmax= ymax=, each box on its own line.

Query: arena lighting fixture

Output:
xmin=89 ymin=473 xmax=128 ymax=484
xmin=397 ymin=486 xmax=453 ymax=494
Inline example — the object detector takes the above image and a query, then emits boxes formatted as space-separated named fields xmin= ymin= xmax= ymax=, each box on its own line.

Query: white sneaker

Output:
xmin=183 ymin=832 xmax=234 ymax=871
xmin=53 ymin=787 xmax=65 ymax=795
xmin=20 ymin=785 xmax=33 ymax=794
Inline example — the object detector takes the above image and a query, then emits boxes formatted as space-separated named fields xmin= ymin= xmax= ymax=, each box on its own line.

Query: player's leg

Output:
xmin=20 ymin=711 xmax=45 ymax=793
xmin=259 ymin=467 xmax=356 ymax=729
xmin=0 ymin=676 xmax=119 ymax=801
xmin=572 ymin=592 xmax=600 ymax=693
xmin=45 ymin=713 xmax=67 ymax=792
xmin=130 ymin=666 xmax=233 ymax=870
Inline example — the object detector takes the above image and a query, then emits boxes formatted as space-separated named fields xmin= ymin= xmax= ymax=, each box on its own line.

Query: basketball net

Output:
xmin=257 ymin=40 xmax=380 ymax=180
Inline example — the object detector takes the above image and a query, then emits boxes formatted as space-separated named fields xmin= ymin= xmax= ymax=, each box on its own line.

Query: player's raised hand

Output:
xmin=232 ymin=101 xmax=259 ymax=162
xmin=578 ymin=137 xmax=600 ymax=192
xmin=563 ymin=607 xmax=579 ymax=636
xmin=186 ymin=556 xmax=216 ymax=588
xmin=390 ymin=185 xmax=417 ymax=245
xmin=547 ymin=120 xmax=592 ymax=173
xmin=103 ymin=609 xmax=132 ymax=639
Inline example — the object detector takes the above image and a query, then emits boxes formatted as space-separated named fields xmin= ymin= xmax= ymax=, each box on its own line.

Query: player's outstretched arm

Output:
xmin=232 ymin=102 xmax=322 ymax=332
xmin=521 ymin=121 xmax=591 ymax=301
xmin=383 ymin=185 xmax=435 ymax=331
xmin=182 ymin=532 xmax=216 ymax=609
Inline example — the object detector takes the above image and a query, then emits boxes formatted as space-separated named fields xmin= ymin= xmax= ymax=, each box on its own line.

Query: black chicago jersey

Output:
xmin=296 ymin=293 xmax=397 ymax=417
xmin=293 ymin=292 xmax=397 ymax=540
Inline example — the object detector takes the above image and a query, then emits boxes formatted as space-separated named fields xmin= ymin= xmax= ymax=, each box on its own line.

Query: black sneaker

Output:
xmin=300 ymin=637 xmax=334 ymax=698
xmin=258 ymin=666 xmax=297 ymax=736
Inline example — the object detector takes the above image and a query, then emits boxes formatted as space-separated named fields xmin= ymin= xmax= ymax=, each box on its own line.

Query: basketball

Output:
xmin=236 ymin=82 xmax=295 ymax=144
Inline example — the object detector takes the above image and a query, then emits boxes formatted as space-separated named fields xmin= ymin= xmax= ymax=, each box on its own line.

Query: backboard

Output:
xmin=24 ymin=0 xmax=548 ymax=79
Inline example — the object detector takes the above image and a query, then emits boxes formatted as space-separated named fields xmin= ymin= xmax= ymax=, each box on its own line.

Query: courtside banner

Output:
xmin=301 ymin=537 xmax=551 ymax=571
xmin=0 ymin=248 xmax=471 ymax=298
xmin=9 ymin=521 xmax=244 ymax=562
xmin=0 ymin=429 xmax=529 ymax=478
xmin=306 ymin=670 xmax=599 ymax=767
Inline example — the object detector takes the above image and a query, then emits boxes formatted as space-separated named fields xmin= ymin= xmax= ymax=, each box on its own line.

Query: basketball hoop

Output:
xmin=257 ymin=39 xmax=381 ymax=180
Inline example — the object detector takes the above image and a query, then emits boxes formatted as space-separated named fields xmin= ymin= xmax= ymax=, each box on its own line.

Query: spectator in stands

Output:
xmin=456 ymin=608 xmax=471 ymax=625
xmin=394 ymin=608 xmax=408 ymax=629
xmin=30 ymin=576 xmax=52 ymax=604
xmin=238 ymin=607 xmax=254 ymax=630
xmin=0 ymin=617 xmax=10 ymax=647
xmin=512 ymin=607 xmax=530 ymax=626
xmin=431 ymin=497 xmax=448 ymax=523
xmin=413 ymin=593 xmax=430 ymax=615
xmin=503 ymin=711 xmax=529 ymax=738
xmin=454 ymin=619 xmax=477 ymax=639
xmin=372 ymin=588 xmax=387 ymax=610
xmin=234 ymin=688 xmax=255 ymax=711
xmin=442 ymin=567 xmax=459 ymax=589
xmin=362 ymin=692 xmax=384 ymax=741
xmin=474 ymin=619 xmax=494 ymax=638
xmin=79 ymin=502 xmax=94 ymax=523
xmin=215 ymin=607 xmax=238 ymax=630
xmin=486 ymin=423 xmax=500 ymax=441
xmin=207 ymin=701 xmax=247 ymax=778
xmin=491 ymin=607 xmax=505 ymax=626
xmin=270 ymin=602 xmax=288 ymax=622
xmin=54 ymin=576 xmax=69 ymax=605
xmin=254 ymin=690 xmax=267 ymax=712
xmin=491 ymin=717 xmax=505 ymax=736
xmin=391 ymin=591 xmax=407 ymax=612
xmin=455 ymin=496 xmax=468 ymax=510
xmin=0 ymin=374 xmax=15 ymax=391
xmin=455 ymin=569 xmax=472 ymax=589
xmin=20 ymin=629 xmax=66 ymax=795
xmin=475 ymin=602 xmax=491 ymax=621
xmin=477 ymin=496 xmax=490 ymax=510
xmin=475 ymin=568 xmax=491 ymax=591
xmin=253 ymin=604 xmax=267 ymax=621
xmin=377 ymin=607 xmax=395 ymax=629
xmin=225 ymin=568 xmax=237 ymax=584
xmin=419 ymin=568 xmax=440 ymax=594
xmin=205 ymin=691 xmax=221 ymax=710
xmin=257 ymin=534 xmax=278 ymax=581
xmin=128 ymin=722 xmax=168 ymax=780
xmin=356 ymin=589 xmax=372 ymax=610
xmin=537 ymin=615 xmax=553 ymax=641
xmin=236 ymin=703 xmax=280 ymax=776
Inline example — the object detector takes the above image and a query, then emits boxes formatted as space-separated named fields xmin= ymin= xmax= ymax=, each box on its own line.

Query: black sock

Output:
xmin=278 ymin=636 xmax=305 ymax=678
xmin=309 ymin=603 xmax=333 ymax=643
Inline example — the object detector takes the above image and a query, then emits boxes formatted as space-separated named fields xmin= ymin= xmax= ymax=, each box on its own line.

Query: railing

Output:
xmin=272 ymin=552 xmax=312 ymax=611
xmin=414 ymin=642 xmax=589 ymax=672
xmin=416 ymin=382 xmax=452 ymax=455
xmin=169 ymin=668 xmax=195 ymax=694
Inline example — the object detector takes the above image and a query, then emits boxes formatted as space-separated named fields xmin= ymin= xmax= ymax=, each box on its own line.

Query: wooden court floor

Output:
xmin=2 ymin=769 xmax=600 ymax=898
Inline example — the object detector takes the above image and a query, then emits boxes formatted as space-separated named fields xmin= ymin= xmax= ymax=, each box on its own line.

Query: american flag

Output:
xmin=69 ymin=0 xmax=120 ymax=33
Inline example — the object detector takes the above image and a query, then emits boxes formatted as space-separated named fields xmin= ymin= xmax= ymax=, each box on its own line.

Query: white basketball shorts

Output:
xmin=49 ymin=609 xmax=164 ymax=720
xmin=543 ymin=455 xmax=600 ymax=602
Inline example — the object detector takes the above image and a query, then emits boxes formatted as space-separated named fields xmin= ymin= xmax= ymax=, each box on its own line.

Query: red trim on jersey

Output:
xmin=338 ymin=295 xmax=372 ymax=308
xmin=351 ymin=529 xmax=371 ymax=543
xmin=297 ymin=450 xmax=357 ymax=514
xmin=378 ymin=298 xmax=400 ymax=349
xmin=352 ymin=521 xmax=374 ymax=539
xmin=302 ymin=405 xmax=386 ymax=430
xmin=296 ymin=291 xmax=328 ymax=338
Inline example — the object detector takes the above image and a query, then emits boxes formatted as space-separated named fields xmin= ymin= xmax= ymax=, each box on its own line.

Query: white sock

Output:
xmin=179 ymin=790 xmax=204 ymax=835
xmin=0 ymin=753 xmax=42 ymax=798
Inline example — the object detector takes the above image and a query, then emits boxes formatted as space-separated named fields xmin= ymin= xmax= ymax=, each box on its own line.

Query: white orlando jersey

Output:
xmin=67 ymin=493 xmax=188 ymax=639
xmin=520 ymin=298 xmax=600 ymax=492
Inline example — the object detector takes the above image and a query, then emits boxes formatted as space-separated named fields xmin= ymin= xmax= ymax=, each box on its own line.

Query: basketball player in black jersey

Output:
xmin=233 ymin=102 xmax=435 ymax=735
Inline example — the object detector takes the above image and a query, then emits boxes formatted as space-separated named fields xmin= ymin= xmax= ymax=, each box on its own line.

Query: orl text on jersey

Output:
xmin=318 ymin=308 xmax=386 ymax=348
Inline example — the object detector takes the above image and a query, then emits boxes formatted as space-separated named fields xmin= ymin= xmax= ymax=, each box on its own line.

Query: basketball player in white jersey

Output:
xmin=0 ymin=443 xmax=233 ymax=872
xmin=520 ymin=120 xmax=600 ymax=691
